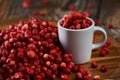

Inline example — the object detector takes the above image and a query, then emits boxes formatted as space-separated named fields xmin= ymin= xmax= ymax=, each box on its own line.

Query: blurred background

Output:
xmin=0 ymin=0 xmax=120 ymax=41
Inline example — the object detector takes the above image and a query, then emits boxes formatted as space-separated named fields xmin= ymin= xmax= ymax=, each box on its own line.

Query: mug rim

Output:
xmin=58 ymin=17 xmax=95 ymax=31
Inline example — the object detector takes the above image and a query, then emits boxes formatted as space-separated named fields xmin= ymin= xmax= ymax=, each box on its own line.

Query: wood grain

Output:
xmin=0 ymin=19 xmax=120 ymax=80
xmin=87 ymin=32 xmax=120 ymax=80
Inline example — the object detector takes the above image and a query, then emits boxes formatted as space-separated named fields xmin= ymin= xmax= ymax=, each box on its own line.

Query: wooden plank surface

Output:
xmin=0 ymin=19 xmax=120 ymax=80
xmin=89 ymin=32 xmax=120 ymax=80
xmin=0 ymin=0 xmax=120 ymax=42
xmin=0 ymin=0 xmax=120 ymax=79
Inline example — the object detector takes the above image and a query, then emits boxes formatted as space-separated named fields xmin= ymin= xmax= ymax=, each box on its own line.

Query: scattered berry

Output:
xmin=32 ymin=11 xmax=38 ymax=16
xmin=101 ymin=65 xmax=108 ymax=72
xmin=43 ymin=0 xmax=48 ymax=4
xmin=99 ymin=50 xmax=107 ymax=57
xmin=91 ymin=61 xmax=98 ymax=68
xmin=69 ymin=5 xmax=75 ymax=11
xmin=94 ymin=19 xmax=99 ymax=26
xmin=107 ymin=24 xmax=113 ymax=29
xmin=22 ymin=0 xmax=31 ymax=8
xmin=76 ymin=72 xmax=83 ymax=79
xmin=88 ymin=3 xmax=94 ymax=9
xmin=60 ymin=74 xmax=68 ymax=80
xmin=93 ymin=75 xmax=100 ymax=80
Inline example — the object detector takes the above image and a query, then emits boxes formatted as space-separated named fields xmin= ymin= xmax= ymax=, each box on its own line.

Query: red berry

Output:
xmin=55 ymin=57 xmax=62 ymax=64
xmin=76 ymin=72 xmax=83 ymax=79
xmin=43 ymin=0 xmax=48 ymax=4
xmin=63 ymin=21 xmax=68 ymax=28
xmin=17 ymin=52 xmax=24 ymax=58
xmin=70 ymin=25 xmax=75 ymax=29
xmin=69 ymin=5 xmax=75 ymax=11
xmin=51 ymin=32 xmax=57 ymax=39
xmin=93 ymin=75 xmax=100 ymax=80
xmin=41 ymin=66 xmax=47 ymax=73
xmin=22 ymin=1 xmax=31 ymax=8
xmin=43 ymin=54 xmax=49 ymax=60
xmin=101 ymin=65 xmax=108 ymax=72
xmin=103 ymin=47 xmax=109 ymax=53
xmin=60 ymin=62 xmax=67 ymax=69
xmin=99 ymin=50 xmax=107 ymax=57
xmin=94 ymin=19 xmax=99 ymax=26
xmin=45 ymin=61 xmax=51 ymax=67
xmin=72 ymin=66 xmax=78 ymax=72
xmin=83 ymin=75 xmax=89 ymax=80
xmin=88 ymin=3 xmax=94 ymax=8
xmin=107 ymin=24 xmax=113 ymax=29
xmin=63 ymin=15 xmax=68 ymax=20
xmin=9 ymin=60 xmax=15 ymax=66
xmin=50 ymin=64 xmax=58 ymax=72
xmin=50 ymin=49 xmax=57 ymax=55
xmin=40 ymin=11 xmax=46 ymax=16
xmin=51 ymin=74 xmax=56 ymax=79
xmin=32 ymin=11 xmax=38 ymax=16
xmin=40 ymin=72 xmax=45 ymax=79
xmin=86 ymin=70 xmax=92 ymax=77
xmin=60 ymin=74 xmax=68 ymax=80
xmin=1 ymin=57 xmax=6 ymax=62
xmin=45 ymin=69 xmax=52 ymax=78
xmin=63 ymin=67 xmax=71 ymax=74
xmin=27 ymin=50 xmax=36 ymax=58
xmin=76 ymin=24 xmax=81 ymax=29
xmin=27 ymin=43 xmax=36 ymax=49
xmin=106 ymin=40 xmax=111 ymax=46
xmin=91 ymin=61 xmax=98 ymax=68
xmin=14 ymin=72 xmax=23 ymax=79
xmin=68 ymin=62 xmax=75 ymax=69
xmin=34 ymin=75 xmax=42 ymax=80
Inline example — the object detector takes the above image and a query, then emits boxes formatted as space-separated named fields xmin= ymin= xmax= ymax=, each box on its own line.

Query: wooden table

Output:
xmin=0 ymin=19 xmax=120 ymax=80
xmin=89 ymin=32 xmax=120 ymax=80
xmin=0 ymin=0 xmax=120 ymax=79
xmin=0 ymin=0 xmax=120 ymax=42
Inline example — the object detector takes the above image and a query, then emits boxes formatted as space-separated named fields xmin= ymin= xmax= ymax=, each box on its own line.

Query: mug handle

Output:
xmin=92 ymin=26 xmax=107 ymax=49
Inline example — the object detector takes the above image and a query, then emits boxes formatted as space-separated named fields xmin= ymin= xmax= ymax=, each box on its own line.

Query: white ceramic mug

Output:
xmin=58 ymin=17 xmax=107 ymax=64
